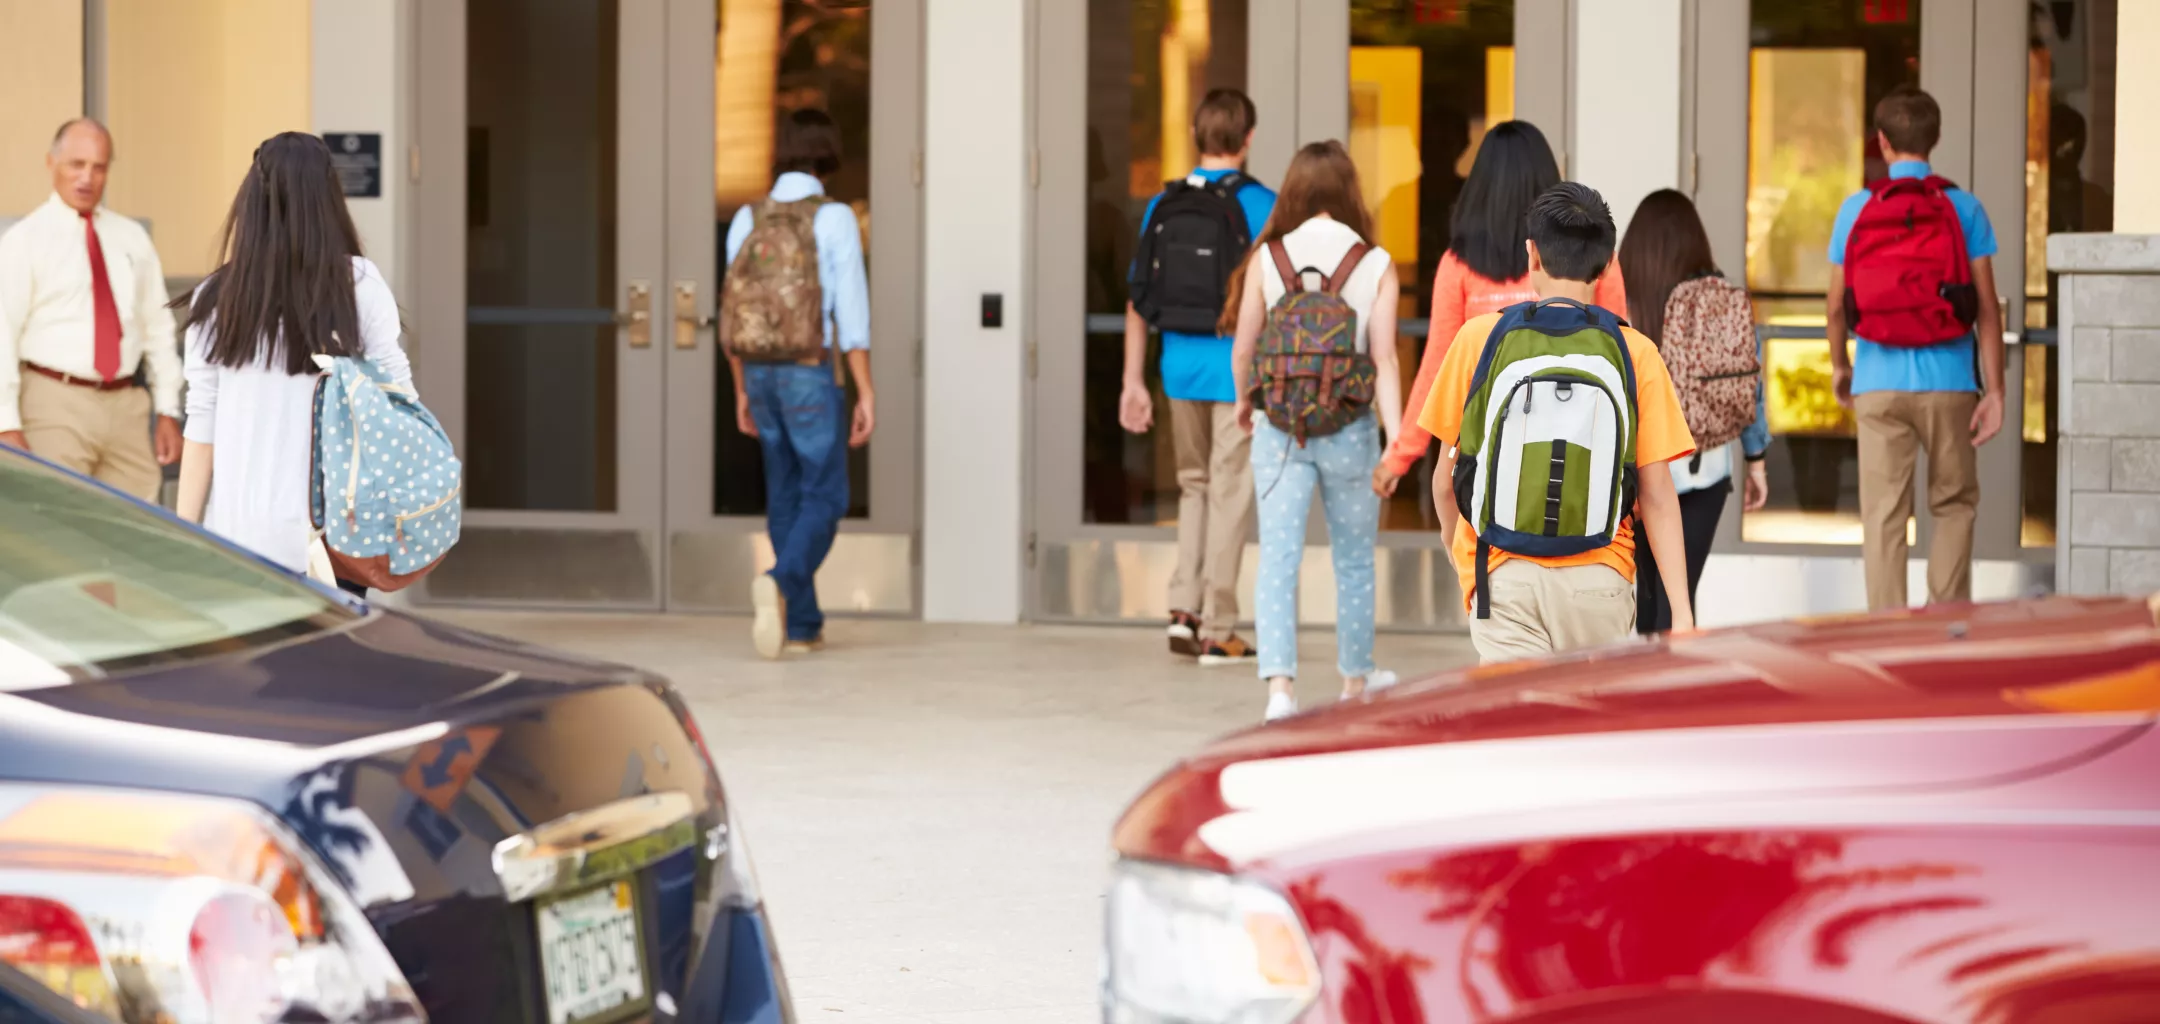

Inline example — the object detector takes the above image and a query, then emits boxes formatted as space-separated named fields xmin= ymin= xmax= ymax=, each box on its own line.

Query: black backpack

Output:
xmin=1131 ymin=172 xmax=1255 ymax=335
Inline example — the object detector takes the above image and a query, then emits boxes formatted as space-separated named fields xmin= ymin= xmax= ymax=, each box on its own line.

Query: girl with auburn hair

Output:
xmin=1225 ymin=141 xmax=1404 ymax=722
xmin=1373 ymin=121 xmax=1629 ymax=499
xmin=1617 ymin=188 xmax=1770 ymax=633
xmin=174 ymin=132 xmax=411 ymax=590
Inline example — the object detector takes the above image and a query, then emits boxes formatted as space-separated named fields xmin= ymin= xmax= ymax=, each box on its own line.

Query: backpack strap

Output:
xmin=1267 ymin=240 xmax=1301 ymax=295
xmin=1323 ymin=242 xmax=1372 ymax=296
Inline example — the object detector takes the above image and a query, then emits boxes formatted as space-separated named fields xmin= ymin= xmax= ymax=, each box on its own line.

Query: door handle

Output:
xmin=618 ymin=280 xmax=652 ymax=348
xmin=674 ymin=280 xmax=715 ymax=350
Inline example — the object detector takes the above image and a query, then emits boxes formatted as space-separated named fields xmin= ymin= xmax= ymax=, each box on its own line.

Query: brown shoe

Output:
xmin=782 ymin=635 xmax=826 ymax=655
xmin=1166 ymin=610 xmax=1202 ymax=657
xmin=1197 ymin=635 xmax=1257 ymax=667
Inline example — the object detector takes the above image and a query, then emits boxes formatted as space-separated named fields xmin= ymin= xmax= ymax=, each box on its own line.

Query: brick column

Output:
xmin=2053 ymin=235 xmax=2160 ymax=594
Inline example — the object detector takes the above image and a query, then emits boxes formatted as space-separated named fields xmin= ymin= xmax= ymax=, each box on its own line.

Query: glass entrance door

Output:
xmin=414 ymin=0 xmax=918 ymax=612
xmin=416 ymin=0 xmax=670 ymax=607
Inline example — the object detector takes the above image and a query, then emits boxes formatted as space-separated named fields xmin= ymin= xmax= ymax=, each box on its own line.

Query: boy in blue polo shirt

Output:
xmin=1826 ymin=85 xmax=2005 ymax=612
xmin=1119 ymin=88 xmax=1277 ymax=664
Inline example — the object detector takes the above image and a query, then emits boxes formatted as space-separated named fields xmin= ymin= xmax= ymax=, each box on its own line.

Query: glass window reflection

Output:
xmin=712 ymin=0 xmax=873 ymax=519
xmin=1741 ymin=0 xmax=1920 ymax=545
xmin=2021 ymin=1 xmax=2116 ymax=549
xmin=1082 ymin=0 xmax=1248 ymax=525
xmin=1349 ymin=0 xmax=1513 ymax=531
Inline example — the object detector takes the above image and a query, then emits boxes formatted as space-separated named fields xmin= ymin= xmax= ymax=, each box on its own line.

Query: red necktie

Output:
xmin=82 ymin=210 xmax=123 ymax=382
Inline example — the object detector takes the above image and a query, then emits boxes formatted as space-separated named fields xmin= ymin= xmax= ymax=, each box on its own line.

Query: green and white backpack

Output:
xmin=1451 ymin=297 xmax=1640 ymax=619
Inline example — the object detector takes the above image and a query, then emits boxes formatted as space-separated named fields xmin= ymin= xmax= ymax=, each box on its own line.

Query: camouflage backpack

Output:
xmin=721 ymin=198 xmax=827 ymax=363
xmin=1248 ymin=240 xmax=1377 ymax=445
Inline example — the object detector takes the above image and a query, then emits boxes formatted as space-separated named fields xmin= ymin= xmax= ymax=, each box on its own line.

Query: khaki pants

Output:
xmin=1167 ymin=399 xmax=1255 ymax=639
xmin=20 ymin=372 xmax=161 ymax=501
xmin=1469 ymin=560 xmax=1636 ymax=664
xmin=1855 ymin=390 xmax=1978 ymax=611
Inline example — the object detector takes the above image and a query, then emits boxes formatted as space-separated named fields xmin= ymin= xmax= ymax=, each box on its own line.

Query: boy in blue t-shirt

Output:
xmin=1826 ymin=86 xmax=2005 ymax=612
xmin=1119 ymin=88 xmax=1277 ymax=665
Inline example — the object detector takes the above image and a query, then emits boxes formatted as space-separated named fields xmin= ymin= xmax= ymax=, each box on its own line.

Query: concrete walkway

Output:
xmin=431 ymin=611 xmax=1476 ymax=1024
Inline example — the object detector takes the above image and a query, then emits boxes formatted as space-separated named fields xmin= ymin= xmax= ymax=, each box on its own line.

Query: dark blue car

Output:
xmin=0 ymin=451 xmax=792 ymax=1024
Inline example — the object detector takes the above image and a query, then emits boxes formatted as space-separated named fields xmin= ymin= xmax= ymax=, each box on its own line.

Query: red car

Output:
xmin=1104 ymin=596 xmax=2160 ymax=1024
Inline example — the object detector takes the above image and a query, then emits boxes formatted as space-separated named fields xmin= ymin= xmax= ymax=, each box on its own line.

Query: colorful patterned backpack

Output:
xmin=307 ymin=355 xmax=462 ymax=592
xmin=721 ymin=198 xmax=828 ymax=363
xmin=1658 ymin=273 xmax=1760 ymax=451
xmin=1249 ymin=240 xmax=1377 ymax=445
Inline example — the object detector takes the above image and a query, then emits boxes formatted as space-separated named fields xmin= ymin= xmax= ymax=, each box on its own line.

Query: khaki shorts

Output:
xmin=1468 ymin=560 xmax=1636 ymax=664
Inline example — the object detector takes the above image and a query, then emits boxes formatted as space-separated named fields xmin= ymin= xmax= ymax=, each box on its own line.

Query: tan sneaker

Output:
xmin=782 ymin=635 xmax=825 ymax=655
xmin=751 ymin=575 xmax=786 ymax=659
xmin=1198 ymin=635 xmax=1257 ymax=667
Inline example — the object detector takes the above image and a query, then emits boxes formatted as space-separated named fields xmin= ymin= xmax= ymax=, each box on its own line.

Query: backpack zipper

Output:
xmin=394 ymin=485 xmax=462 ymax=551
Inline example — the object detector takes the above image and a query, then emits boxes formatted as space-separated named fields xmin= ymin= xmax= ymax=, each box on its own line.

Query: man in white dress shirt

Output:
xmin=0 ymin=119 xmax=182 ymax=500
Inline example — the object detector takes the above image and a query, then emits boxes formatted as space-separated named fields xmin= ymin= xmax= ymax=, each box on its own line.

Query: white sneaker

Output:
xmin=1368 ymin=669 xmax=1400 ymax=692
xmin=751 ymin=575 xmax=786 ymax=660
xmin=1264 ymin=691 xmax=1298 ymax=722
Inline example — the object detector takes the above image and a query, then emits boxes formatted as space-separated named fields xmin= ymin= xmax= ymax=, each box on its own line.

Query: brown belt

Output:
xmin=23 ymin=362 xmax=136 ymax=392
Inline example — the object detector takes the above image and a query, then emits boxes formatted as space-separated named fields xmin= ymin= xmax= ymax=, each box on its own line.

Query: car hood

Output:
xmin=1116 ymin=595 xmax=2160 ymax=871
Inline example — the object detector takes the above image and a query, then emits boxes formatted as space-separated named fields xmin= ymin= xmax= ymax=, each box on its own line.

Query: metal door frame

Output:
xmin=659 ymin=0 xmax=924 ymax=616
xmin=1689 ymin=0 xmax=2047 ymax=571
xmin=413 ymin=0 xmax=671 ymax=609
xmin=414 ymin=0 xmax=924 ymax=613
xmin=1027 ymin=0 xmax=1568 ymax=628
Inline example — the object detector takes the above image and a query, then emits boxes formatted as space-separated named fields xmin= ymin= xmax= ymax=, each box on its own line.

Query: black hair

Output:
xmin=775 ymin=108 xmax=843 ymax=178
xmin=1525 ymin=182 xmax=1616 ymax=283
xmin=176 ymin=132 xmax=365 ymax=374
xmin=1446 ymin=120 xmax=1561 ymax=281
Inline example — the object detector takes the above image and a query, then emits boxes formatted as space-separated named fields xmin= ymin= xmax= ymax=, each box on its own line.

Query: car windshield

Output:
xmin=0 ymin=454 xmax=351 ymax=686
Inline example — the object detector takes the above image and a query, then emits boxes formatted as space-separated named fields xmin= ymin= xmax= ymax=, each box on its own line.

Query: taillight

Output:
xmin=0 ymin=783 xmax=423 ymax=1023
xmin=0 ymin=894 xmax=117 ymax=1015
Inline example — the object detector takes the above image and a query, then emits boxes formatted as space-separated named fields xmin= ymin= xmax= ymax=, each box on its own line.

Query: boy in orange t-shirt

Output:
xmin=1419 ymin=183 xmax=1698 ymax=663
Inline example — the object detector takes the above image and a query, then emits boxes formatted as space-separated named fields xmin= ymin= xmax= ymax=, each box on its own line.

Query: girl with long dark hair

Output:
xmin=174 ymin=132 xmax=410 ymax=577
xmin=1618 ymin=189 xmax=1770 ymax=633
xmin=1374 ymin=121 xmax=1629 ymax=496
xmin=1225 ymin=141 xmax=1403 ymax=721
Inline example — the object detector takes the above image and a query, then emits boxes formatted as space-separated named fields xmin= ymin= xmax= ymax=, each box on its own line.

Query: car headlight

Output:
xmin=0 ymin=783 xmax=424 ymax=1023
xmin=1103 ymin=859 xmax=1320 ymax=1024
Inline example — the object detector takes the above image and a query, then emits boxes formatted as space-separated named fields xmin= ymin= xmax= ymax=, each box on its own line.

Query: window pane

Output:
xmin=466 ymin=0 xmax=619 ymax=511
xmin=1083 ymin=0 xmax=1248 ymax=525
xmin=712 ymin=0 xmax=873 ymax=519
xmin=2022 ymin=1 xmax=2116 ymax=548
xmin=1741 ymin=0 xmax=1920 ymax=545
xmin=1350 ymin=0 xmax=1514 ymax=532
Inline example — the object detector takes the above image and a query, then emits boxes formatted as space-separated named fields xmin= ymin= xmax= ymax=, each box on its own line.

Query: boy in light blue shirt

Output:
xmin=1825 ymin=86 xmax=2005 ymax=612
xmin=725 ymin=110 xmax=875 ymax=658
xmin=1118 ymin=89 xmax=1276 ymax=665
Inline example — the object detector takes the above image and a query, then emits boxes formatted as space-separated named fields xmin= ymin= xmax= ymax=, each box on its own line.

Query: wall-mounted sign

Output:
xmin=323 ymin=132 xmax=383 ymax=199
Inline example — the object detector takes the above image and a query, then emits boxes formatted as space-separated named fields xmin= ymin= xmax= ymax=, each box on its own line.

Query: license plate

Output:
xmin=536 ymin=879 xmax=648 ymax=1024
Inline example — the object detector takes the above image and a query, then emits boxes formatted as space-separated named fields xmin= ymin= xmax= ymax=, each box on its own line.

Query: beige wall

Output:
xmin=2121 ymin=0 xmax=2160 ymax=233
xmin=105 ymin=0 xmax=311 ymax=280
xmin=0 ymin=2 xmax=83 ymax=217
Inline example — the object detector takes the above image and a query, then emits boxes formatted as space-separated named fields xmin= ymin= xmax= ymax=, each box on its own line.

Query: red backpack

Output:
xmin=1842 ymin=175 xmax=1980 ymax=348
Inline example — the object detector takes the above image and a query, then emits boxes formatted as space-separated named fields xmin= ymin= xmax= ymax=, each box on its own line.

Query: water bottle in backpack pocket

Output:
xmin=1451 ymin=298 xmax=1639 ymax=618
xmin=308 ymin=354 xmax=462 ymax=592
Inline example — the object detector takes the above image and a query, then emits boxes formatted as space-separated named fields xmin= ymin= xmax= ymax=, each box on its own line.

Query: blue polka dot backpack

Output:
xmin=306 ymin=354 xmax=463 ymax=591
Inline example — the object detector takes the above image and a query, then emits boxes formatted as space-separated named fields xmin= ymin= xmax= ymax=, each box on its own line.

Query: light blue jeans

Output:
xmin=1250 ymin=415 xmax=1381 ymax=681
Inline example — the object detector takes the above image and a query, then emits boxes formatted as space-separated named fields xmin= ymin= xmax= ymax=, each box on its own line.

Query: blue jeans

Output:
xmin=744 ymin=363 xmax=848 ymax=641
xmin=1250 ymin=415 xmax=1380 ymax=681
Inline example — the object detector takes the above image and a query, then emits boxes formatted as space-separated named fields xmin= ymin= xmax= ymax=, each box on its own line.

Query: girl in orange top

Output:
xmin=1374 ymin=122 xmax=1628 ymax=494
